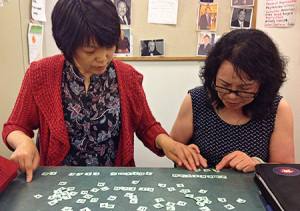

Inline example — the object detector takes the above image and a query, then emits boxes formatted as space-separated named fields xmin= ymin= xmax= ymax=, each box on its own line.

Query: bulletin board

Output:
xmin=116 ymin=0 xmax=257 ymax=61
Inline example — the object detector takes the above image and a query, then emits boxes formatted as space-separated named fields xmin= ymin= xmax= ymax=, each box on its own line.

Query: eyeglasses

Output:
xmin=211 ymin=84 xmax=259 ymax=98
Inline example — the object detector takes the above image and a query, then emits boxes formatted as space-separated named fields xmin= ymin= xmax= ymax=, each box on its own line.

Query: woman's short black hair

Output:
xmin=52 ymin=0 xmax=120 ymax=62
xmin=200 ymin=29 xmax=287 ymax=120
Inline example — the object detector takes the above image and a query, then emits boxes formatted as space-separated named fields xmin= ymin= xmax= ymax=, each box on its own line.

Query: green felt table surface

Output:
xmin=0 ymin=167 xmax=265 ymax=211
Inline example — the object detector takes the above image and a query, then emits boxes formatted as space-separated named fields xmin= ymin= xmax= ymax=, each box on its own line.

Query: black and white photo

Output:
xmin=114 ymin=0 xmax=131 ymax=25
xmin=230 ymin=8 xmax=253 ymax=29
xmin=140 ymin=39 xmax=164 ymax=57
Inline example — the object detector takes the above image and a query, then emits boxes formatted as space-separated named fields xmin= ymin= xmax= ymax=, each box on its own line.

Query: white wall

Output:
xmin=130 ymin=61 xmax=201 ymax=167
xmin=0 ymin=0 xmax=30 ymax=159
xmin=256 ymin=1 xmax=300 ymax=163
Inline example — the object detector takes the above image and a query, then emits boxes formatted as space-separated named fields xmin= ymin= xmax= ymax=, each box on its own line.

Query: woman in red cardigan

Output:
xmin=2 ymin=0 xmax=201 ymax=183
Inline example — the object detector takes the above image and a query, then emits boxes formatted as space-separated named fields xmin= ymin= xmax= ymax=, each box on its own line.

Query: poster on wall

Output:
xmin=265 ymin=0 xmax=297 ymax=27
xmin=28 ymin=23 xmax=44 ymax=63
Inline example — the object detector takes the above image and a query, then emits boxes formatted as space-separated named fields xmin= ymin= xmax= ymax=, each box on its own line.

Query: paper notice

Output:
xmin=148 ymin=0 xmax=179 ymax=25
xmin=265 ymin=0 xmax=297 ymax=27
xmin=32 ymin=0 xmax=46 ymax=22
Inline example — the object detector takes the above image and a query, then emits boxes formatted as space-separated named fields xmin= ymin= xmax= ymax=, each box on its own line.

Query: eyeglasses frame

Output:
xmin=211 ymin=83 xmax=259 ymax=98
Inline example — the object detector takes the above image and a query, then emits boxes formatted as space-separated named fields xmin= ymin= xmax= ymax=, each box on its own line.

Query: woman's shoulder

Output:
xmin=112 ymin=59 xmax=143 ymax=83
xmin=112 ymin=59 xmax=138 ymax=72
xmin=29 ymin=54 xmax=65 ymax=67
xmin=26 ymin=54 xmax=65 ymax=76
xmin=188 ymin=86 xmax=208 ymax=109
xmin=274 ymin=95 xmax=283 ymax=105
xmin=276 ymin=97 xmax=292 ymax=114
xmin=25 ymin=55 xmax=65 ymax=90
xmin=188 ymin=86 xmax=207 ymax=98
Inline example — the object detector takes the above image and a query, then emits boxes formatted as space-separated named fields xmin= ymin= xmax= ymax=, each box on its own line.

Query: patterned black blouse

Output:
xmin=61 ymin=61 xmax=121 ymax=166
xmin=189 ymin=86 xmax=281 ymax=168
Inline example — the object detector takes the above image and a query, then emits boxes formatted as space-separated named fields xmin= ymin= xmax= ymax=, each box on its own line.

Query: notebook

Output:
xmin=0 ymin=155 xmax=19 ymax=194
xmin=254 ymin=164 xmax=300 ymax=211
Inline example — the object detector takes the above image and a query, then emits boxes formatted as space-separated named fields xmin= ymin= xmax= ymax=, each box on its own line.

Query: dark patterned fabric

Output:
xmin=189 ymin=86 xmax=282 ymax=168
xmin=61 ymin=61 xmax=121 ymax=166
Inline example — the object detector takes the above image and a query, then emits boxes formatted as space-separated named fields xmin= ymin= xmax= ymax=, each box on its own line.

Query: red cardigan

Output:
xmin=2 ymin=55 xmax=166 ymax=167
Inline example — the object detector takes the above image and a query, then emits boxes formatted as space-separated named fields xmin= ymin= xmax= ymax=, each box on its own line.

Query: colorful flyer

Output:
xmin=28 ymin=23 xmax=44 ymax=63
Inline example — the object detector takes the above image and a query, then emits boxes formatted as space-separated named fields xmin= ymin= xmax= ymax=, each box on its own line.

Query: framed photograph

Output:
xmin=197 ymin=4 xmax=218 ymax=31
xmin=230 ymin=7 xmax=253 ymax=29
xmin=231 ymin=0 xmax=254 ymax=7
xmin=197 ymin=32 xmax=216 ymax=56
xmin=114 ymin=28 xmax=133 ymax=57
xmin=140 ymin=39 xmax=164 ymax=57
xmin=114 ymin=0 xmax=132 ymax=26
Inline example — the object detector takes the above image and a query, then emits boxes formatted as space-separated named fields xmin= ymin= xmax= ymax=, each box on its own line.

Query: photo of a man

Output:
xmin=114 ymin=0 xmax=131 ymax=25
xmin=115 ymin=29 xmax=130 ymax=54
xmin=197 ymin=33 xmax=215 ymax=56
xmin=197 ymin=4 xmax=218 ymax=31
xmin=140 ymin=39 xmax=164 ymax=57
xmin=198 ymin=6 xmax=212 ymax=30
xmin=230 ymin=8 xmax=252 ymax=29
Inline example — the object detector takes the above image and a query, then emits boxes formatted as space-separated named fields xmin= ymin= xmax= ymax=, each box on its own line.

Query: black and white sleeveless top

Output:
xmin=189 ymin=86 xmax=282 ymax=168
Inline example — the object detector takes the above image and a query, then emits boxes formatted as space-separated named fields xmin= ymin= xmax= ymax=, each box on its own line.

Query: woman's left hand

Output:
xmin=155 ymin=134 xmax=202 ymax=171
xmin=215 ymin=151 xmax=261 ymax=173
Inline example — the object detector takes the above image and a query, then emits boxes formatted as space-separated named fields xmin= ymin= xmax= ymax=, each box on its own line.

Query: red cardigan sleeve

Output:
xmin=2 ymin=65 xmax=40 ymax=150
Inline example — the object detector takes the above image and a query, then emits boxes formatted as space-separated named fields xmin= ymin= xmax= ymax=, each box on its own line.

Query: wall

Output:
xmin=130 ymin=61 xmax=201 ymax=167
xmin=0 ymin=0 xmax=299 ymax=166
xmin=0 ymin=0 xmax=30 ymax=159
xmin=256 ymin=1 xmax=300 ymax=163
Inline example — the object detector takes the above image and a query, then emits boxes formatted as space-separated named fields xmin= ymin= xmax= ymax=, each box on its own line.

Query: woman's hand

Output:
xmin=155 ymin=134 xmax=207 ymax=171
xmin=7 ymin=131 xmax=40 ymax=182
xmin=216 ymin=151 xmax=260 ymax=173
xmin=175 ymin=144 xmax=208 ymax=170
xmin=187 ymin=144 xmax=207 ymax=169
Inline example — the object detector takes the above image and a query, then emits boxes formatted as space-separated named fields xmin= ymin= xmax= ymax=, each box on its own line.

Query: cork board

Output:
xmin=115 ymin=0 xmax=257 ymax=61
xmin=45 ymin=0 xmax=257 ymax=61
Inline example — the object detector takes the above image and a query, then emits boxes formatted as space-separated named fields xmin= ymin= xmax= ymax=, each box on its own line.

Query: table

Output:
xmin=0 ymin=167 xmax=265 ymax=211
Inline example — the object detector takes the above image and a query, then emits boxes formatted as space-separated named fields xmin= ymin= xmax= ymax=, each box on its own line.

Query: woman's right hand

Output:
xmin=7 ymin=131 xmax=40 ymax=183
xmin=187 ymin=144 xmax=208 ymax=169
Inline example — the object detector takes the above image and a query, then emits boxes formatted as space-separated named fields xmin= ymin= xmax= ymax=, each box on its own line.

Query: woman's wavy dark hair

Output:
xmin=200 ymin=29 xmax=287 ymax=120
xmin=52 ymin=0 xmax=120 ymax=62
